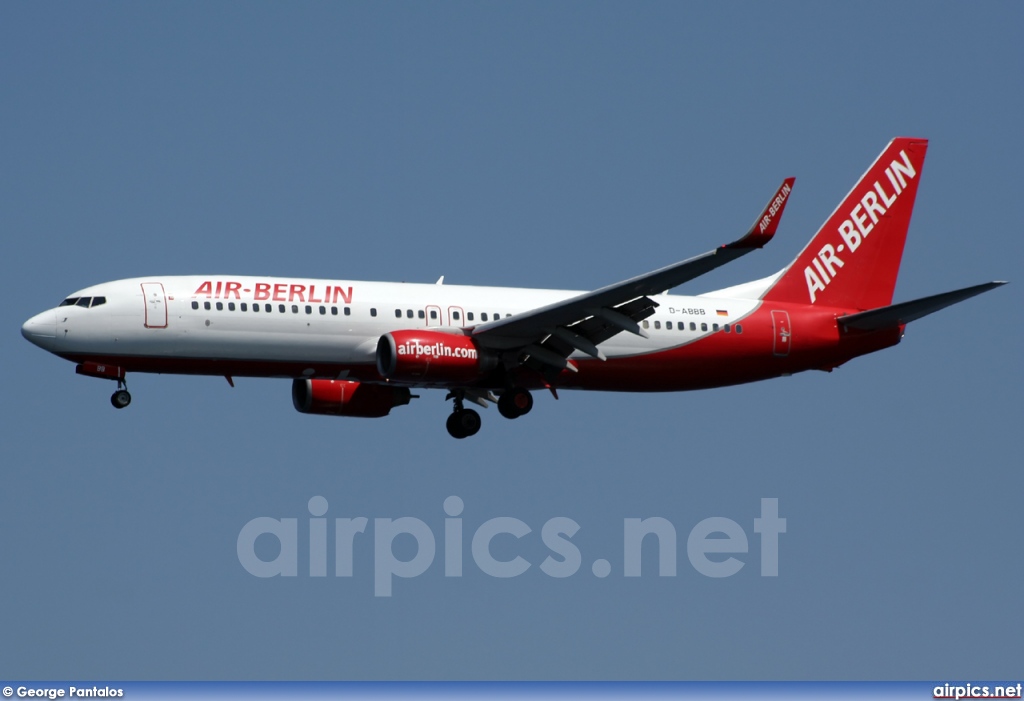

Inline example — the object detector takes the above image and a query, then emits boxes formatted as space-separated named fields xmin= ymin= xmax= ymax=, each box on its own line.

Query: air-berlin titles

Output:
xmin=759 ymin=180 xmax=792 ymax=233
xmin=398 ymin=339 xmax=478 ymax=360
xmin=804 ymin=149 xmax=917 ymax=304
xmin=193 ymin=280 xmax=354 ymax=304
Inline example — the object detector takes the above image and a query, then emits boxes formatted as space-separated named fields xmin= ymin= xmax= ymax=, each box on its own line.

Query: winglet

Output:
xmin=726 ymin=177 xmax=795 ymax=250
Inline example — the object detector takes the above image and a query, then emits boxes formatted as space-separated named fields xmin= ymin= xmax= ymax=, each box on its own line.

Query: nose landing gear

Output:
xmin=110 ymin=389 xmax=132 ymax=409
xmin=110 ymin=379 xmax=132 ymax=409
xmin=75 ymin=362 xmax=132 ymax=409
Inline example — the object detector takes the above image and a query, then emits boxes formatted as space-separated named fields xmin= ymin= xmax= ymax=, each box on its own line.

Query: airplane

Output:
xmin=21 ymin=137 xmax=1006 ymax=438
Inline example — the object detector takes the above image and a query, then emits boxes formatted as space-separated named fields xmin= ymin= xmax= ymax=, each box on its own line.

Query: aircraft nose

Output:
xmin=21 ymin=309 xmax=57 ymax=349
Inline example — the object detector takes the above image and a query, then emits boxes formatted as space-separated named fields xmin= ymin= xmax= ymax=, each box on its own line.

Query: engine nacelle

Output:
xmin=291 ymin=379 xmax=411 ymax=418
xmin=376 ymin=329 xmax=496 ymax=384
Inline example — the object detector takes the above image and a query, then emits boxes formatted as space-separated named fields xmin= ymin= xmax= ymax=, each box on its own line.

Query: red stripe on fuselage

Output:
xmin=551 ymin=305 xmax=900 ymax=391
xmin=57 ymin=305 xmax=901 ymax=392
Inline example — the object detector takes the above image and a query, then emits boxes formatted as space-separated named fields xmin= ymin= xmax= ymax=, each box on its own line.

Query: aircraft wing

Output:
xmin=471 ymin=178 xmax=795 ymax=374
xmin=837 ymin=281 xmax=1007 ymax=331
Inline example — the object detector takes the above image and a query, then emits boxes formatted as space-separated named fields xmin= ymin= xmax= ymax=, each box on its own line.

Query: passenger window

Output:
xmin=370 ymin=308 xmax=377 ymax=317
xmin=724 ymin=324 xmax=730 ymax=333
xmin=654 ymin=320 xmax=661 ymax=330
xmin=204 ymin=302 xmax=211 ymax=310
xmin=319 ymin=306 xmax=326 ymax=315
xmin=418 ymin=310 xmax=425 ymax=319
xmin=91 ymin=297 xmax=106 ymax=307
xmin=406 ymin=309 xmax=414 ymax=319
xmin=305 ymin=305 xmax=312 ymax=314
xmin=666 ymin=321 xmax=673 ymax=330
xmin=253 ymin=303 xmax=260 ymax=312
xmin=735 ymin=324 xmax=743 ymax=334
xmin=216 ymin=302 xmax=223 ymax=311
xmin=453 ymin=311 xmax=460 ymax=321
xmin=395 ymin=309 xmax=402 ymax=318
xmin=292 ymin=305 xmax=299 ymax=313
xmin=481 ymin=313 xmax=488 ymax=321
xmin=228 ymin=302 xmax=235 ymax=311
xmin=701 ymin=322 xmax=708 ymax=332
xmin=713 ymin=323 xmax=719 ymax=332
xmin=265 ymin=304 xmax=272 ymax=312
xmin=690 ymin=322 xmax=696 ymax=331
xmin=241 ymin=303 xmax=247 ymax=311
xmin=344 ymin=307 xmax=351 ymax=316
xmin=642 ymin=320 xmax=650 ymax=329
xmin=430 ymin=310 xmax=438 ymax=320
xmin=467 ymin=312 xmax=474 ymax=321
xmin=278 ymin=304 xmax=285 ymax=313
xmin=77 ymin=297 xmax=91 ymax=307
xmin=191 ymin=301 xmax=199 ymax=310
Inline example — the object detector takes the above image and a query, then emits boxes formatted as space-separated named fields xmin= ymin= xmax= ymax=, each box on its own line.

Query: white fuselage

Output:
xmin=24 ymin=275 xmax=761 ymax=384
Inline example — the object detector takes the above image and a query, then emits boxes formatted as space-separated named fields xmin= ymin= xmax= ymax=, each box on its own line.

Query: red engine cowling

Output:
xmin=376 ymin=329 xmax=495 ymax=384
xmin=292 ymin=379 xmax=411 ymax=418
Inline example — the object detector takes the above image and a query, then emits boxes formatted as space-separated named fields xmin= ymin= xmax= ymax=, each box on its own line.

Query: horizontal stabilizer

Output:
xmin=837 ymin=281 xmax=1007 ymax=331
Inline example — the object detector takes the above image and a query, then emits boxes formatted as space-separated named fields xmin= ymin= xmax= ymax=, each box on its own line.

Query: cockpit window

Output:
xmin=60 ymin=296 xmax=107 ymax=308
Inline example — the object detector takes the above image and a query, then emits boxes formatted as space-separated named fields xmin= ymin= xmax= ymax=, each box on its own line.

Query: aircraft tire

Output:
xmin=447 ymin=409 xmax=481 ymax=438
xmin=498 ymin=388 xmax=533 ymax=419
xmin=110 ymin=390 xmax=132 ymax=409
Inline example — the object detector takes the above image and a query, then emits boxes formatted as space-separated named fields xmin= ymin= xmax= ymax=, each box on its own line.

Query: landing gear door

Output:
xmin=141 ymin=282 xmax=168 ymax=329
xmin=771 ymin=309 xmax=791 ymax=357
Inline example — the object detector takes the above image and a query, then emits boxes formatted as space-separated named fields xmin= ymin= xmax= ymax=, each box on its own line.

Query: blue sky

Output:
xmin=2 ymin=2 xmax=1021 ymax=680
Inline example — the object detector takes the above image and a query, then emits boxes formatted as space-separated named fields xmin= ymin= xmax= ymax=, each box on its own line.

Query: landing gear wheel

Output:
xmin=498 ymin=387 xmax=533 ymax=419
xmin=110 ymin=389 xmax=132 ymax=409
xmin=446 ymin=409 xmax=481 ymax=439
xmin=446 ymin=412 xmax=463 ymax=438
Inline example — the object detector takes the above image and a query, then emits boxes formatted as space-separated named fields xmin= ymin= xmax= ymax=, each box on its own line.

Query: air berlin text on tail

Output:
xmin=804 ymin=148 xmax=918 ymax=304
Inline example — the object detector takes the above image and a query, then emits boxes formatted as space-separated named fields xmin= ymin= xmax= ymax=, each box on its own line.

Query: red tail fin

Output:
xmin=762 ymin=138 xmax=929 ymax=310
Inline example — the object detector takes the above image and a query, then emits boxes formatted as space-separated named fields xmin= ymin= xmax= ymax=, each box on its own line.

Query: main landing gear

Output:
xmin=110 ymin=381 xmax=132 ymax=409
xmin=445 ymin=387 xmax=534 ymax=439
xmin=446 ymin=406 xmax=481 ymax=439
xmin=498 ymin=387 xmax=533 ymax=420
xmin=446 ymin=391 xmax=481 ymax=439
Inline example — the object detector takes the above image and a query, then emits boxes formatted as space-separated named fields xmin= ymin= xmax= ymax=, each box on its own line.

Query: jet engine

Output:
xmin=376 ymin=329 xmax=496 ymax=384
xmin=291 ymin=379 xmax=411 ymax=418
